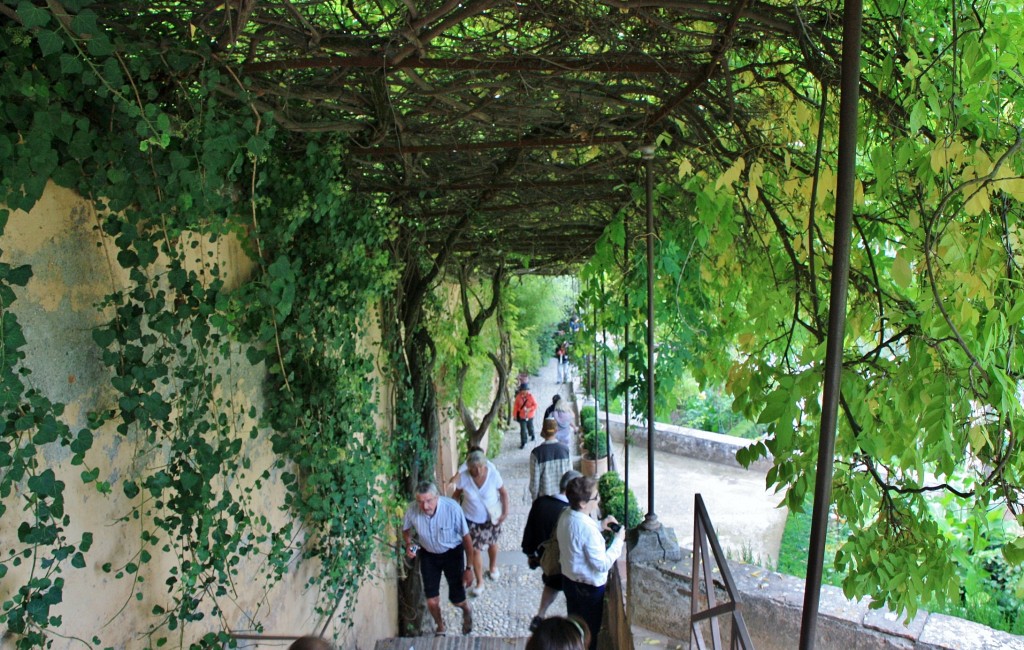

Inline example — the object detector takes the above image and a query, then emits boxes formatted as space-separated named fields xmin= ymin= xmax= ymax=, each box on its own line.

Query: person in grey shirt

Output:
xmin=403 ymin=481 xmax=475 ymax=635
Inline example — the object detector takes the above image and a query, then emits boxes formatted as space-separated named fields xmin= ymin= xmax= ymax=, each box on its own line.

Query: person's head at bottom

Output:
xmin=288 ymin=636 xmax=334 ymax=650
xmin=526 ymin=616 xmax=590 ymax=650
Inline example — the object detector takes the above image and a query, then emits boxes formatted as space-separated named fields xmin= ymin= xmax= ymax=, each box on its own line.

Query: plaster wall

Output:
xmin=0 ymin=183 xmax=397 ymax=649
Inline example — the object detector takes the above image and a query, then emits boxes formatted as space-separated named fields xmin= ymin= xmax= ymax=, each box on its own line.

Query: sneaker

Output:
xmin=469 ymin=584 xmax=485 ymax=597
xmin=529 ymin=616 xmax=543 ymax=632
xmin=487 ymin=568 xmax=501 ymax=581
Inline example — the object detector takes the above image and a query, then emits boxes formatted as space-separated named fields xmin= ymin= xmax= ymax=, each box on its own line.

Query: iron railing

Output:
xmin=690 ymin=494 xmax=755 ymax=650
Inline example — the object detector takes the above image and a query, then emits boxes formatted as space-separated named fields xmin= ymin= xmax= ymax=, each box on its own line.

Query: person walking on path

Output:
xmin=514 ymin=382 xmax=539 ymax=449
xmin=453 ymin=450 xmax=509 ymax=597
xmin=402 ymin=481 xmax=475 ymax=636
xmin=543 ymin=394 xmax=561 ymax=421
xmin=529 ymin=419 xmax=572 ymax=501
xmin=556 ymin=476 xmax=625 ymax=650
xmin=551 ymin=398 xmax=577 ymax=449
xmin=556 ymin=342 xmax=571 ymax=384
xmin=522 ymin=470 xmax=582 ymax=632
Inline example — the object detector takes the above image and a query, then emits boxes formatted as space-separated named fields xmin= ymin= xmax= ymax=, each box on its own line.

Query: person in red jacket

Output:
xmin=514 ymin=382 xmax=539 ymax=449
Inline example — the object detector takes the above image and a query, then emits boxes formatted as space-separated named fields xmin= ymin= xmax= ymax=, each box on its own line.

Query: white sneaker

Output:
xmin=469 ymin=584 xmax=485 ymax=597
xmin=487 ymin=568 xmax=501 ymax=580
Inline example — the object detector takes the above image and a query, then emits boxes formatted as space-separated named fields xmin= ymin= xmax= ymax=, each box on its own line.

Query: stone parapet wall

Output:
xmin=605 ymin=413 xmax=774 ymax=473
xmin=629 ymin=552 xmax=1024 ymax=649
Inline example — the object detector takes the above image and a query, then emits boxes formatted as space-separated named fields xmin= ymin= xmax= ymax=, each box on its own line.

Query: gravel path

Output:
xmin=428 ymin=359 xmax=574 ymax=638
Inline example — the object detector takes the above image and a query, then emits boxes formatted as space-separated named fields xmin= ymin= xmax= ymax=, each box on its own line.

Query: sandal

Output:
xmin=435 ymin=629 xmax=447 ymax=637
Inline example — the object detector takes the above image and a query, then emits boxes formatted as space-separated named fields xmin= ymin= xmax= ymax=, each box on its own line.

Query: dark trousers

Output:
xmin=563 ymin=577 xmax=605 ymax=650
xmin=519 ymin=418 xmax=535 ymax=446
xmin=419 ymin=544 xmax=467 ymax=604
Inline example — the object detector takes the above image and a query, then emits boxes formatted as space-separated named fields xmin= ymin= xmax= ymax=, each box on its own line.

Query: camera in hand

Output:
xmin=608 ymin=522 xmax=622 ymax=533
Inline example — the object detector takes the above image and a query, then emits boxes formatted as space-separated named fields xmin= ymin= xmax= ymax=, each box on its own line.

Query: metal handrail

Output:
xmin=690 ymin=494 xmax=755 ymax=650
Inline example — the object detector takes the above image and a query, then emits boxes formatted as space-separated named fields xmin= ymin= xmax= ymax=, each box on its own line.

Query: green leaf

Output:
xmin=36 ymin=29 xmax=63 ymax=57
xmin=168 ymin=267 xmax=187 ymax=290
xmin=6 ymin=264 xmax=33 ymax=287
xmin=27 ymin=469 xmax=62 ymax=498
xmin=17 ymin=1 xmax=50 ymax=28
xmin=92 ymin=327 xmax=117 ymax=348
xmin=890 ymin=251 xmax=912 ymax=289
xmin=32 ymin=417 xmax=61 ymax=445
xmin=86 ymin=34 xmax=113 ymax=57
xmin=245 ymin=346 xmax=266 ymax=365
xmin=123 ymin=480 xmax=140 ymax=499
xmin=70 ymin=9 xmax=100 ymax=36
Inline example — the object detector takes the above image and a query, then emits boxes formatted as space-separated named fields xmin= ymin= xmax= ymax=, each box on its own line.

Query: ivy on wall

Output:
xmin=0 ymin=5 xmax=405 ymax=648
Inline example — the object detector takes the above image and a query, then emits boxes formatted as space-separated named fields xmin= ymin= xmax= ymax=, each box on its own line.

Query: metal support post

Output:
xmin=798 ymin=0 xmax=863 ymax=644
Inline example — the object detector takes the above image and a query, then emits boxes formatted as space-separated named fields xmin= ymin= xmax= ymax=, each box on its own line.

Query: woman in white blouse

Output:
xmin=453 ymin=449 xmax=510 ymax=597
xmin=555 ymin=476 xmax=625 ymax=650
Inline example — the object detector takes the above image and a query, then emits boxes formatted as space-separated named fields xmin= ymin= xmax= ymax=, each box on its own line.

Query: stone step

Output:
xmin=376 ymin=636 xmax=527 ymax=650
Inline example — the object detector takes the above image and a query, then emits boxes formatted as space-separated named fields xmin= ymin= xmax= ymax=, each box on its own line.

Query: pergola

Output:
xmin=31 ymin=1 xmax=873 ymax=646
xmin=69 ymin=0 xmax=872 ymax=274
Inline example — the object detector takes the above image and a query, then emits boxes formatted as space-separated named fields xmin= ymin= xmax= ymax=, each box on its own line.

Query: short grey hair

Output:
xmin=415 ymin=481 xmax=439 ymax=497
xmin=560 ymin=470 xmax=583 ymax=492
xmin=466 ymin=449 xmax=487 ymax=467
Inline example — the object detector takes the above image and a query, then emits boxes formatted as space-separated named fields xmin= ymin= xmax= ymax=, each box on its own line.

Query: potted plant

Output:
xmin=580 ymin=422 xmax=609 ymax=477
xmin=578 ymin=405 xmax=599 ymax=436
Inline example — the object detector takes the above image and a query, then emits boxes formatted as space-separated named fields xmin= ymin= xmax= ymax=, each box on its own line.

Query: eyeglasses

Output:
xmin=586 ymin=494 xmax=600 ymax=502
xmin=568 ymin=617 xmax=586 ymax=645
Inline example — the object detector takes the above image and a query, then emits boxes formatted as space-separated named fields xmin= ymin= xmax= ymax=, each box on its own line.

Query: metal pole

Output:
xmin=640 ymin=144 xmax=659 ymax=530
xmin=798 ymin=0 xmax=862 ymax=645
xmin=622 ymin=215 xmax=633 ymax=619
xmin=593 ymin=280 xmax=599 ymax=458
xmin=601 ymin=277 xmax=613 ymax=471
xmin=623 ymin=216 xmax=632 ymax=531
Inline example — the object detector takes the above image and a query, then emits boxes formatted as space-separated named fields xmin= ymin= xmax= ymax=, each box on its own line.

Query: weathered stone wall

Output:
xmin=630 ymin=551 xmax=1024 ymax=649
xmin=615 ymin=417 xmax=1024 ymax=648
xmin=606 ymin=413 xmax=773 ymax=472
xmin=0 ymin=183 xmax=398 ymax=649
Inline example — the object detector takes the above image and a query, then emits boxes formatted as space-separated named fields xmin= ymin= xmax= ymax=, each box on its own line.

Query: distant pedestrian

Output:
xmin=453 ymin=450 xmax=509 ymax=597
xmin=530 ymin=419 xmax=572 ymax=501
xmin=402 ymin=482 xmax=474 ymax=636
xmin=514 ymin=382 xmax=539 ymax=448
xmin=525 ymin=616 xmax=590 ymax=650
xmin=543 ymin=394 xmax=561 ymax=421
xmin=556 ymin=342 xmax=570 ymax=384
xmin=551 ymin=398 xmax=577 ymax=449
xmin=522 ymin=470 xmax=581 ymax=632
xmin=556 ymin=476 xmax=625 ymax=650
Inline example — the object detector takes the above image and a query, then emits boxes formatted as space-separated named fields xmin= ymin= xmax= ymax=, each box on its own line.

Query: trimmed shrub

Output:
xmin=598 ymin=471 xmax=643 ymax=529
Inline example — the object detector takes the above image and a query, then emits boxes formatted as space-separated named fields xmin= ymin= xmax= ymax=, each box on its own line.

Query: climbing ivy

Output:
xmin=0 ymin=211 xmax=95 ymax=648
xmin=0 ymin=4 xmax=402 ymax=647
